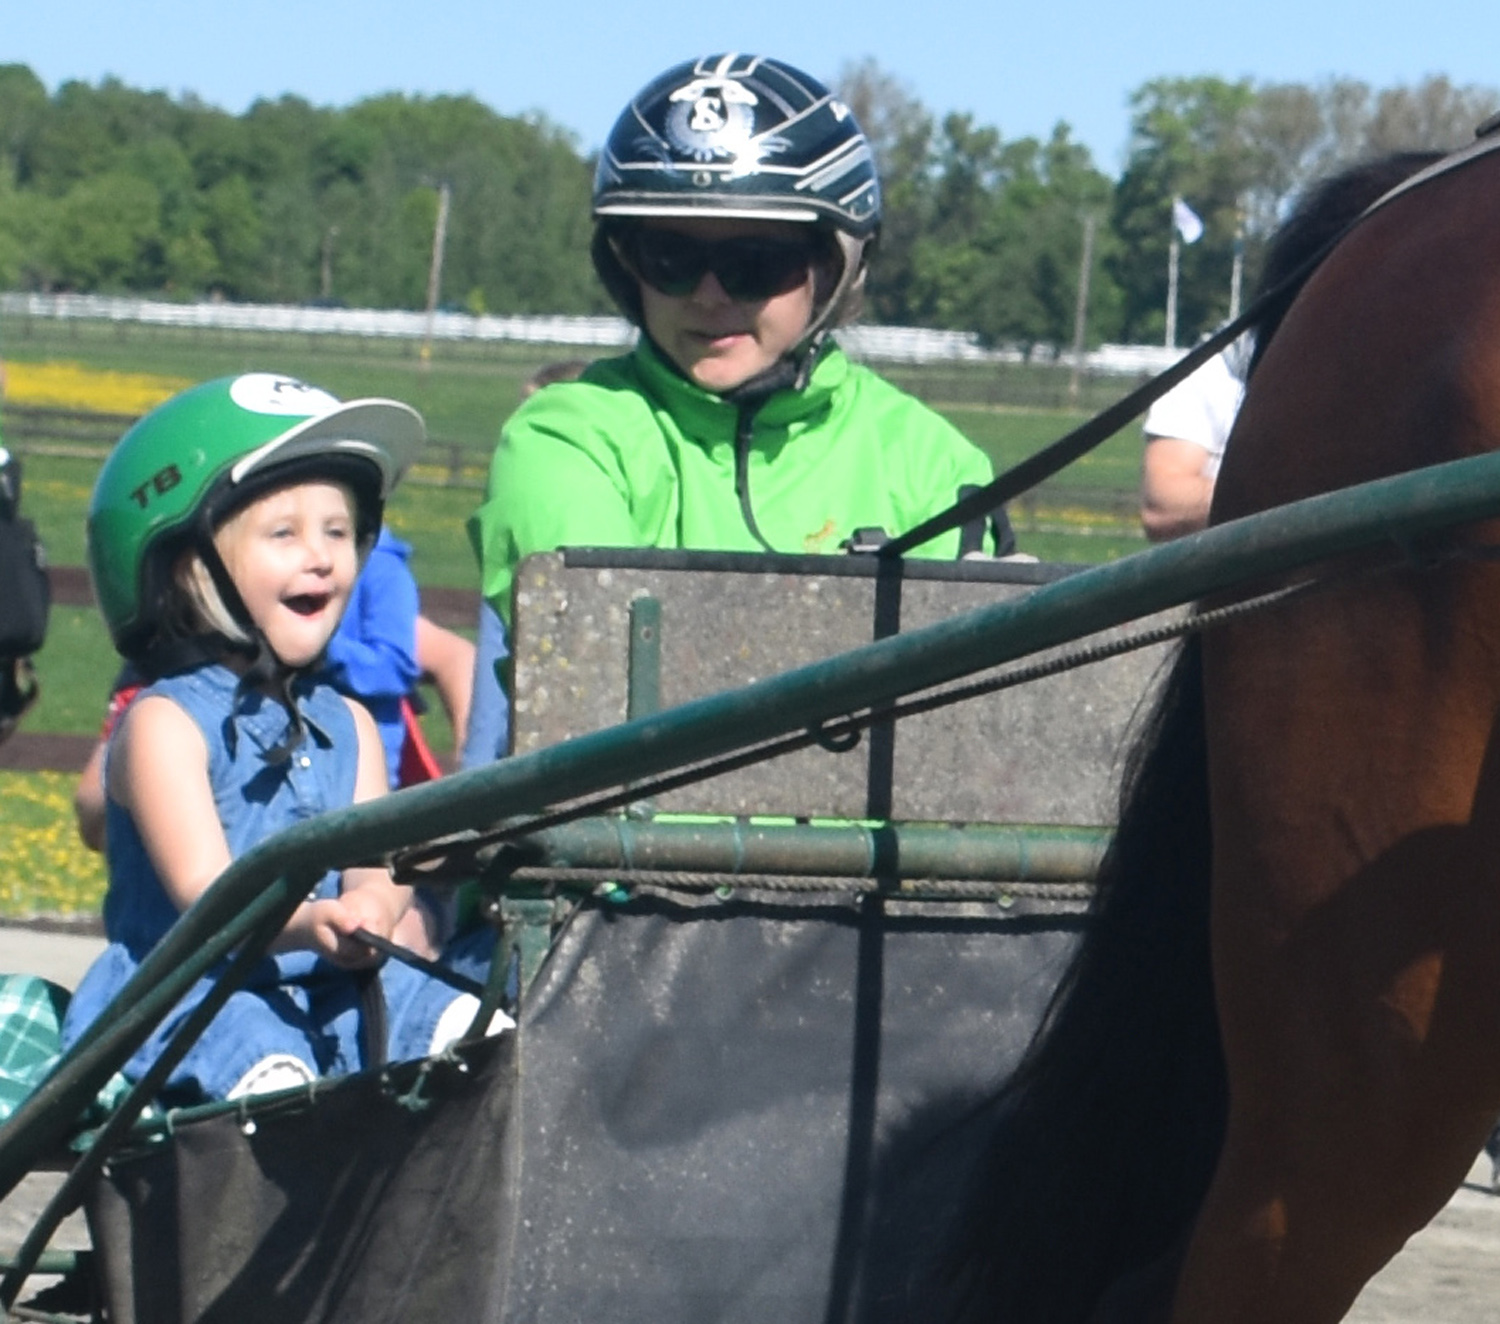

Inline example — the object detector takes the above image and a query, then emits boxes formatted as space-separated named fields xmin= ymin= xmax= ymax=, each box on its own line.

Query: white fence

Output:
xmin=0 ymin=291 xmax=1182 ymax=375
xmin=0 ymin=292 xmax=636 ymax=349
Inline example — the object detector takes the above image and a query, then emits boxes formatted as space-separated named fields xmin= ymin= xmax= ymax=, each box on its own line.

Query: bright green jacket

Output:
xmin=469 ymin=337 xmax=997 ymax=624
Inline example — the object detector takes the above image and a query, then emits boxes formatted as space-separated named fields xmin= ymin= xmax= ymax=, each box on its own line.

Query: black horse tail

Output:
xmin=939 ymin=637 xmax=1223 ymax=1324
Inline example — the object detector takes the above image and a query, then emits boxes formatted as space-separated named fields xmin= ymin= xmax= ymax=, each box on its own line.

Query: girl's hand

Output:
xmin=338 ymin=879 xmax=408 ymax=946
xmin=281 ymin=697 xmax=409 ymax=967
xmin=298 ymin=895 xmax=387 ymax=969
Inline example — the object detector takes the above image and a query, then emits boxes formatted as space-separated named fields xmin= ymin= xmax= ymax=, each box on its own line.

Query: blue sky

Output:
xmin=7 ymin=0 xmax=1498 ymax=176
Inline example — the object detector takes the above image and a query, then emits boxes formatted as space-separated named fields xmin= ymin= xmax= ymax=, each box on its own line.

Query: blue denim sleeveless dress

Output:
xmin=61 ymin=663 xmax=469 ymax=1101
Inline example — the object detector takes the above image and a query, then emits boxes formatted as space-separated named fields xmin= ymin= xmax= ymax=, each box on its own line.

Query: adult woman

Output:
xmin=467 ymin=54 xmax=1010 ymax=666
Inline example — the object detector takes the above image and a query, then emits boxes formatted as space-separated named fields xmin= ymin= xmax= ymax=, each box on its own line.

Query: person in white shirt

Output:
xmin=1138 ymin=337 xmax=1248 ymax=542
xmin=1138 ymin=148 xmax=1443 ymax=544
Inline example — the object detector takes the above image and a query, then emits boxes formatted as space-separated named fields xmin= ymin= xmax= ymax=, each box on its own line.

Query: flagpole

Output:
xmin=1068 ymin=213 xmax=1097 ymax=403
xmin=421 ymin=179 xmax=452 ymax=375
xmin=1167 ymin=195 xmax=1202 ymax=351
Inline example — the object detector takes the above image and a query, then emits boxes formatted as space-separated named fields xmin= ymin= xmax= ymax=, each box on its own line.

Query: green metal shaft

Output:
xmin=499 ymin=819 xmax=1109 ymax=884
xmin=0 ymin=881 xmax=296 ymax=1204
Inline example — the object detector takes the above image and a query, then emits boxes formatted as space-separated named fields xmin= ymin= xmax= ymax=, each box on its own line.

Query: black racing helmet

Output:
xmin=592 ymin=54 xmax=881 ymax=350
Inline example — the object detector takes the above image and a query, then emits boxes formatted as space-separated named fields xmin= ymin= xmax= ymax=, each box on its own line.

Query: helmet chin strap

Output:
xmin=193 ymin=530 xmax=311 ymax=763
xmin=721 ymin=354 xmax=803 ymax=407
xmin=799 ymin=232 xmax=868 ymax=357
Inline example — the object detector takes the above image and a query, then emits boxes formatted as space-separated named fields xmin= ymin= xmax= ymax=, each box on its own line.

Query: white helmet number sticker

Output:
xmin=229 ymin=373 xmax=340 ymax=417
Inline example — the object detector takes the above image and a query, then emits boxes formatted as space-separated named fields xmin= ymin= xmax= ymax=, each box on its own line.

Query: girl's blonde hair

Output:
xmin=169 ymin=550 xmax=251 ymax=645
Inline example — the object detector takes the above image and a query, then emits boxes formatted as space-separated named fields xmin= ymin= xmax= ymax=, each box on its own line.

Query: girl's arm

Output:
xmin=109 ymin=695 xmax=232 ymax=909
xmin=114 ymin=693 xmax=406 ymax=967
xmin=414 ymin=613 xmax=475 ymax=749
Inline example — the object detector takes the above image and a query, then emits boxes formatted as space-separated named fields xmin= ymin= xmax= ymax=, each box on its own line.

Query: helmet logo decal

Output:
xmin=665 ymin=77 xmax=759 ymax=164
xmin=688 ymin=95 xmax=729 ymax=135
xmin=129 ymin=463 xmax=182 ymax=510
xmin=229 ymin=372 xmax=341 ymax=418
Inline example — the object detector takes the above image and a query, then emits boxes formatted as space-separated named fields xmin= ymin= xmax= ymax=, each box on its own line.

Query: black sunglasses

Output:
xmin=618 ymin=228 xmax=821 ymax=302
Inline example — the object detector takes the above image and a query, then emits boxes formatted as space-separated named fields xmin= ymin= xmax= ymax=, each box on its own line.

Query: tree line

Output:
xmin=0 ymin=61 xmax=1494 ymax=349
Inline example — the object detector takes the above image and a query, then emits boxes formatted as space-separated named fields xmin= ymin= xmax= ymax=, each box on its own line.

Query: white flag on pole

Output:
xmin=1172 ymin=196 xmax=1204 ymax=244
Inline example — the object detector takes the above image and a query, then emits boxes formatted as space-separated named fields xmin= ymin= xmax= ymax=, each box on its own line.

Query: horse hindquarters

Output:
xmin=1172 ymin=567 xmax=1500 ymax=1324
xmin=943 ymin=641 xmax=1224 ymax=1324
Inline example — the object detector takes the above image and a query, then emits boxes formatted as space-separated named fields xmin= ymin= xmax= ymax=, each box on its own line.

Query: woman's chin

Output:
xmin=687 ymin=353 xmax=764 ymax=394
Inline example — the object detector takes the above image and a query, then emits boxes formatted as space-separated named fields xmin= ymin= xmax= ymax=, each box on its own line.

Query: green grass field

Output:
xmin=2 ymin=317 xmax=567 ymax=453
xmin=0 ymin=773 xmax=108 ymax=917
xmin=3 ymin=313 xmax=1151 ymax=481
xmin=0 ymin=314 xmax=1153 ymax=916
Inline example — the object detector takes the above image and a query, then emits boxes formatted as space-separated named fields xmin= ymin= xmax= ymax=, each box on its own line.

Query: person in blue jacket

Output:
xmin=324 ymin=526 xmax=422 ymax=784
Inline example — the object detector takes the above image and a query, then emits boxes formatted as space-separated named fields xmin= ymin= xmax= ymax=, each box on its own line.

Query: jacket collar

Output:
xmin=632 ymin=335 xmax=849 ymax=440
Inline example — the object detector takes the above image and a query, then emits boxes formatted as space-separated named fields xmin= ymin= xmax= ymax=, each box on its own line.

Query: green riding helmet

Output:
xmin=88 ymin=372 xmax=425 ymax=660
xmin=591 ymin=54 xmax=881 ymax=350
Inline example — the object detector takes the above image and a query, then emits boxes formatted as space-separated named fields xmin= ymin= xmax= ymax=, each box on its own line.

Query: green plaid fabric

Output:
xmin=0 ymin=972 xmax=134 ymax=1129
xmin=0 ymin=973 xmax=72 ymax=1123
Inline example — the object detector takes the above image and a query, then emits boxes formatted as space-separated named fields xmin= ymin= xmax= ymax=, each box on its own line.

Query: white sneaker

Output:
xmin=227 ymin=1053 xmax=317 ymax=1099
xmin=429 ymin=995 xmax=515 ymax=1054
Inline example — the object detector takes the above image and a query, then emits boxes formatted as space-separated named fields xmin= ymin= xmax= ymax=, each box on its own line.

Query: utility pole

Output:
xmin=1068 ymin=214 xmax=1097 ymax=403
xmin=421 ymin=180 xmax=451 ymax=370
xmin=1228 ymin=208 xmax=1245 ymax=321
xmin=1165 ymin=228 xmax=1181 ymax=351
xmin=320 ymin=225 xmax=339 ymax=302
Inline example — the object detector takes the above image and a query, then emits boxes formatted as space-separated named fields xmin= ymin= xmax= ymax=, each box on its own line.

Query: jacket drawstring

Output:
xmin=725 ymin=358 xmax=804 ymax=554
xmin=733 ymin=400 xmax=778 ymax=554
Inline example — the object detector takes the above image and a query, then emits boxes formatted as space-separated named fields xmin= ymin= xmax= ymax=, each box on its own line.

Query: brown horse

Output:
xmin=943 ymin=138 xmax=1500 ymax=1324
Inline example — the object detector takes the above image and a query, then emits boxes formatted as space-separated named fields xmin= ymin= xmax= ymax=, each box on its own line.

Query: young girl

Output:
xmin=62 ymin=372 xmax=497 ymax=1102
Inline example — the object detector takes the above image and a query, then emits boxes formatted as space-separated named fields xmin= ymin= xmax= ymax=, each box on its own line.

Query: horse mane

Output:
xmin=1247 ymin=149 xmax=1442 ymax=375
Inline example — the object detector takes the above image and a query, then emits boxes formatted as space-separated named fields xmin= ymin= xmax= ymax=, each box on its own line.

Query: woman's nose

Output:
xmin=688 ymin=268 xmax=734 ymax=305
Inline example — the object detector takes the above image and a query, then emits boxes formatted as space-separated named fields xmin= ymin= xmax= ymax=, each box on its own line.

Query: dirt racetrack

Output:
xmin=1347 ymin=1156 xmax=1500 ymax=1323
xmin=2 ymin=1149 xmax=1498 ymax=1319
